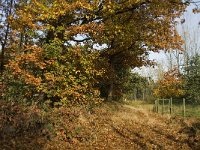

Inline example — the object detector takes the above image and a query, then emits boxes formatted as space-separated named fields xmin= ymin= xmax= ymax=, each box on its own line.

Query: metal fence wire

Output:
xmin=154 ymin=98 xmax=200 ymax=118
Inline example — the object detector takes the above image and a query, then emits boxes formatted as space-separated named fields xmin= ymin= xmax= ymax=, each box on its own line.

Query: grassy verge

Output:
xmin=124 ymin=100 xmax=200 ymax=118
xmin=172 ymin=104 xmax=200 ymax=118
xmin=122 ymin=100 xmax=154 ymax=112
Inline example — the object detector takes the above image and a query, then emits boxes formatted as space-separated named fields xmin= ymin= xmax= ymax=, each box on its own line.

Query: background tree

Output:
xmin=153 ymin=68 xmax=185 ymax=99
xmin=122 ymin=72 xmax=151 ymax=100
xmin=184 ymin=54 xmax=200 ymax=104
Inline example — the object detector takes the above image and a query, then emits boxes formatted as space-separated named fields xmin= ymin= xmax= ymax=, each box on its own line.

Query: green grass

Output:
xmin=123 ymin=100 xmax=154 ymax=112
xmin=156 ymin=102 xmax=200 ymax=118
xmin=125 ymin=100 xmax=200 ymax=118
xmin=172 ymin=104 xmax=200 ymax=118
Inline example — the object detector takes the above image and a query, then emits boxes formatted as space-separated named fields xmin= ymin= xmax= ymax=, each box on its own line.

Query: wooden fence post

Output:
xmin=134 ymin=89 xmax=137 ymax=101
xmin=168 ymin=99 xmax=170 ymax=114
xmin=170 ymin=97 xmax=172 ymax=115
xmin=143 ymin=91 xmax=145 ymax=101
xmin=183 ymin=98 xmax=186 ymax=118
xmin=155 ymin=100 xmax=157 ymax=112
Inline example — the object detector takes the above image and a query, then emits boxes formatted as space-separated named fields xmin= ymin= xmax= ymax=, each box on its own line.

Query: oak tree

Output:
xmin=3 ymin=0 xmax=186 ymax=104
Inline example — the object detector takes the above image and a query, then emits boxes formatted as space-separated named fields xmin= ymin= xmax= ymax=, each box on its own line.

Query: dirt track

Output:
xmin=80 ymin=103 xmax=200 ymax=150
xmin=1 ymin=102 xmax=200 ymax=150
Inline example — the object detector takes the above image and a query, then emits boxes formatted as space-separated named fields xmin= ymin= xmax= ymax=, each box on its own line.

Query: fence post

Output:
xmin=162 ymin=99 xmax=164 ymax=115
xmin=155 ymin=100 xmax=157 ymax=112
xmin=157 ymin=99 xmax=159 ymax=113
xmin=170 ymin=97 xmax=172 ymax=115
xmin=183 ymin=98 xmax=186 ymax=118
xmin=134 ymin=89 xmax=137 ymax=101
xmin=143 ymin=91 xmax=145 ymax=101
xmin=168 ymin=99 xmax=170 ymax=114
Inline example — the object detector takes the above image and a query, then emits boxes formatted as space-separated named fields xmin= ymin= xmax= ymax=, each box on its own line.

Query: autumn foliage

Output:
xmin=1 ymin=1 xmax=200 ymax=149
xmin=5 ymin=42 xmax=104 ymax=105
xmin=0 ymin=0 xmax=186 ymax=105
xmin=153 ymin=68 xmax=185 ymax=99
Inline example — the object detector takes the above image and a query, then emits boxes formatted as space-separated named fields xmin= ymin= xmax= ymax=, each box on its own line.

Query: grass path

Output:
xmin=1 ymin=101 xmax=200 ymax=149
xmin=106 ymin=104 xmax=200 ymax=149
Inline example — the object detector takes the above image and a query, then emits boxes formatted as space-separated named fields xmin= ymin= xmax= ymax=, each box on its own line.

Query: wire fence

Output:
xmin=154 ymin=98 xmax=200 ymax=118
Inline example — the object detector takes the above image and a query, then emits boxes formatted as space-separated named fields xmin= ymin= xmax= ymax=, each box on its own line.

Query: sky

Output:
xmin=150 ymin=2 xmax=200 ymax=64
xmin=134 ymin=2 xmax=200 ymax=80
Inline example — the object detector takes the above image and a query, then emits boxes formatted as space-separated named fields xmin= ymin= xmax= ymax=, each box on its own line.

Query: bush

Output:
xmin=4 ymin=40 xmax=104 ymax=106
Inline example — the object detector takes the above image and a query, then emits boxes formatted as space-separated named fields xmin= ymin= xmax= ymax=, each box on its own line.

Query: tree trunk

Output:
xmin=107 ymin=59 xmax=115 ymax=101
xmin=0 ymin=23 xmax=9 ymax=75
xmin=107 ymin=80 xmax=113 ymax=101
xmin=0 ymin=0 xmax=13 ymax=75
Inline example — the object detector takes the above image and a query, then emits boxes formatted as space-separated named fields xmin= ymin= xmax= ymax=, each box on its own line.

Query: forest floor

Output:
xmin=0 ymin=101 xmax=200 ymax=150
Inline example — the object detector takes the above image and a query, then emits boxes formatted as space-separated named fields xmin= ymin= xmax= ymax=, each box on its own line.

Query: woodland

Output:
xmin=1 ymin=0 xmax=200 ymax=149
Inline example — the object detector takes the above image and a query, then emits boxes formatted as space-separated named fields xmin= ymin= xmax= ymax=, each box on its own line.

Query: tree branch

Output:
xmin=71 ymin=37 xmax=91 ymax=42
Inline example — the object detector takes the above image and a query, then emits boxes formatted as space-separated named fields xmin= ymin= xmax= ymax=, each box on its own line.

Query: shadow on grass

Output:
xmin=111 ymin=124 xmax=164 ymax=149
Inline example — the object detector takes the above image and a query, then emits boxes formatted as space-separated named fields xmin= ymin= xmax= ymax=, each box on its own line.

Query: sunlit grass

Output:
xmin=123 ymin=100 xmax=154 ymax=112
xmin=125 ymin=100 xmax=200 ymax=118
xmin=172 ymin=104 xmax=200 ymax=118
